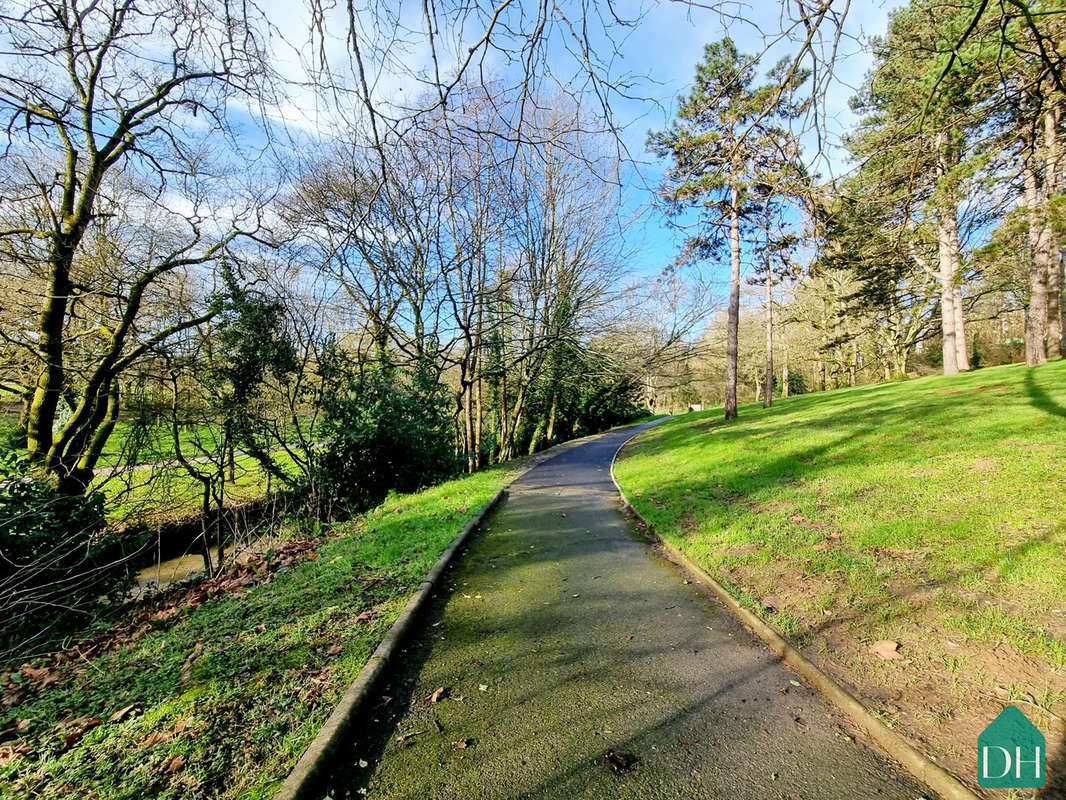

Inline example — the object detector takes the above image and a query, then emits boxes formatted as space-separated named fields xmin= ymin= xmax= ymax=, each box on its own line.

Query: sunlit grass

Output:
xmin=614 ymin=359 xmax=1066 ymax=667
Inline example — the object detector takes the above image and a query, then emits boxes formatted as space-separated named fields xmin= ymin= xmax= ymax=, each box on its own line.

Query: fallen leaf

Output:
xmin=142 ymin=730 xmax=170 ymax=748
xmin=396 ymin=729 xmax=425 ymax=745
xmin=870 ymin=640 xmax=903 ymax=660
xmin=423 ymin=687 xmax=448 ymax=705
xmin=61 ymin=716 xmax=101 ymax=747
xmin=109 ymin=704 xmax=138 ymax=723
xmin=164 ymin=753 xmax=185 ymax=773
xmin=453 ymin=738 xmax=471 ymax=749
xmin=171 ymin=718 xmax=194 ymax=734
xmin=353 ymin=610 xmax=373 ymax=624
xmin=327 ymin=644 xmax=343 ymax=657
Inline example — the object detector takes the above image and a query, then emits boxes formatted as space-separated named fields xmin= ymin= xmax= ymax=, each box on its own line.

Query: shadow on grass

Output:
xmin=621 ymin=367 xmax=1066 ymax=792
xmin=1024 ymin=367 xmax=1066 ymax=420
xmin=314 ymin=423 xmax=925 ymax=800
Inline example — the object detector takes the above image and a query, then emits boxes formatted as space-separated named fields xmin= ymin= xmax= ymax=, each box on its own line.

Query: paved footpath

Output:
xmin=323 ymin=421 xmax=931 ymax=799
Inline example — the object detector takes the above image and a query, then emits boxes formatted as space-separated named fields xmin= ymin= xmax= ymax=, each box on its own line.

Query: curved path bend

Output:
xmin=324 ymin=421 xmax=931 ymax=799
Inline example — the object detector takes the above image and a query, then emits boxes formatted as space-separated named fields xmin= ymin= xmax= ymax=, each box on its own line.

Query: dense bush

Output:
xmin=0 ymin=452 xmax=141 ymax=655
xmin=314 ymin=354 xmax=459 ymax=516
xmin=785 ymin=372 xmax=807 ymax=396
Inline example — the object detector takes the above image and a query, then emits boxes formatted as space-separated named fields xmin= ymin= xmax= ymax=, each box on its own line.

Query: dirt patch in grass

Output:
xmin=730 ymin=555 xmax=1066 ymax=793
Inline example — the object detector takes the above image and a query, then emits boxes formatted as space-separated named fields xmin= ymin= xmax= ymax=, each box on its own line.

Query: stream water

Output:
xmin=133 ymin=535 xmax=282 ymax=595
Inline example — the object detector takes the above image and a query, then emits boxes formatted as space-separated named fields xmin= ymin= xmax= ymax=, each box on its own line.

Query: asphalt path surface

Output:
xmin=323 ymin=421 xmax=932 ymax=799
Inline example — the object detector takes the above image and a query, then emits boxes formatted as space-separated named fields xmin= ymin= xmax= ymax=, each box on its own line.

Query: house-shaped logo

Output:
xmin=978 ymin=705 xmax=1045 ymax=788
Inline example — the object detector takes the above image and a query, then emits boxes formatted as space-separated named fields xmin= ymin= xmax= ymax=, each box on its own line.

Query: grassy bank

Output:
xmin=0 ymin=464 xmax=518 ymax=800
xmin=614 ymin=359 xmax=1066 ymax=793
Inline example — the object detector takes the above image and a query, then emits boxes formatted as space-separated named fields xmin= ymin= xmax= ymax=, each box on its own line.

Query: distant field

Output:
xmin=614 ymin=359 xmax=1066 ymax=793
xmin=0 ymin=414 xmax=313 ymax=525
xmin=94 ymin=450 xmax=303 ymax=525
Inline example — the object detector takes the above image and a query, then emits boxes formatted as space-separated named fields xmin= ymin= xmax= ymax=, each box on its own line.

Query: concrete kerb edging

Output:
xmin=271 ymin=488 xmax=506 ymax=800
xmin=271 ymin=429 xmax=605 ymax=800
xmin=608 ymin=427 xmax=980 ymax=800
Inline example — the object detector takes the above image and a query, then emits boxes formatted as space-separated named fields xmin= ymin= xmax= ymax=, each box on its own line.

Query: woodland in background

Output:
xmin=652 ymin=2 xmax=1064 ymax=414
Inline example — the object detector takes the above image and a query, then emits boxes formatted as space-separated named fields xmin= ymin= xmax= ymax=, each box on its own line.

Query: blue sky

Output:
xmin=592 ymin=1 xmax=898 ymax=279
xmin=253 ymin=0 xmax=899 ymax=283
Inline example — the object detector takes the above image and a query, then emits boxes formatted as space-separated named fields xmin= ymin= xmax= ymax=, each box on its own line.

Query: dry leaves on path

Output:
xmin=109 ymin=704 xmax=138 ymax=723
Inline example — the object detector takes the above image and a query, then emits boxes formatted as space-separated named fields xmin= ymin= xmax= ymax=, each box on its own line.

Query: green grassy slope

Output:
xmin=614 ymin=360 xmax=1066 ymax=786
xmin=0 ymin=465 xmax=516 ymax=800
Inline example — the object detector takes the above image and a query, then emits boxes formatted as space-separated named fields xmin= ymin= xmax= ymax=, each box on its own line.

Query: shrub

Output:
xmin=314 ymin=355 xmax=459 ymax=516
xmin=785 ymin=372 xmax=807 ymax=396
xmin=0 ymin=452 xmax=141 ymax=656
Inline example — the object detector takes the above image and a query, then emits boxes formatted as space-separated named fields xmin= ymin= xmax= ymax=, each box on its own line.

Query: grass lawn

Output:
xmin=614 ymin=359 xmax=1066 ymax=793
xmin=96 ymin=450 xmax=303 ymax=525
xmin=0 ymin=464 xmax=518 ymax=800
xmin=96 ymin=420 xmax=316 ymax=469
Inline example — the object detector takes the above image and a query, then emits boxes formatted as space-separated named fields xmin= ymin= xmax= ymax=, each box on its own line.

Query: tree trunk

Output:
xmin=1024 ymin=162 xmax=1050 ymax=366
xmin=545 ymin=390 xmax=558 ymax=444
xmin=1046 ymin=102 xmax=1064 ymax=357
xmin=1053 ymin=255 xmax=1065 ymax=358
xmin=894 ymin=346 xmax=908 ymax=378
xmin=474 ymin=293 xmax=484 ymax=469
xmin=782 ymin=345 xmax=789 ymax=398
xmin=936 ymin=207 xmax=960 ymax=376
xmin=199 ymin=485 xmax=215 ymax=577
xmin=26 ymin=249 xmax=73 ymax=465
xmin=499 ymin=367 xmax=508 ymax=463
xmin=505 ymin=382 xmax=528 ymax=460
xmin=724 ymin=190 xmax=741 ymax=420
xmin=764 ymin=263 xmax=773 ymax=409
xmin=460 ymin=355 xmax=474 ymax=473
xmin=952 ymin=284 xmax=970 ymax=370
xmin=474 ymin=374 xmax=483 ymax=470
